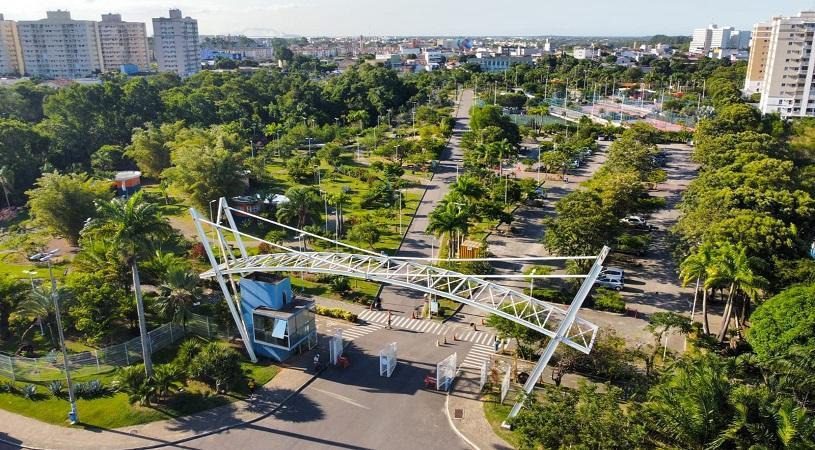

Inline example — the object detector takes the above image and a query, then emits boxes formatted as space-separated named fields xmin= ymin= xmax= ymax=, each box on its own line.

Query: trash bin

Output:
xmin=517 ymin=372 xmax=529 ymax=384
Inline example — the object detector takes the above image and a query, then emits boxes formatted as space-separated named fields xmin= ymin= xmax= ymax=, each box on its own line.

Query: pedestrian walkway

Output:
xmin=357 ymin=309 xmax=495 ymax=345
xmin=459 ymin=343 xmax=495 ymax=372
xmin=340 ymin=321 xmax=384 ymax=341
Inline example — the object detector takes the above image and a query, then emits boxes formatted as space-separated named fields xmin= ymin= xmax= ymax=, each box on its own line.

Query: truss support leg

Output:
xmin=190 ymin=208 xmax=258 ymax=363
xmin=503 ymin=246 xmax=609 ymax=427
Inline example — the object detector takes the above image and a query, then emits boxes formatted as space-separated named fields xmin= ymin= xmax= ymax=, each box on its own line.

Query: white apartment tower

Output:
xmin=751 ymin=11 xmax=815 ymax=118
xmin=690 ymin=27 xmax=713 ymax=55
xmin=689 ymin=24 xmax=750 ymax=58
xmin=98 ymin=13 xmax=149 ymax=71
xmin=17 ymin=10 xmax=103 ymax=79
xmin=152 ymin=9 xmax=199 ymax=78
xmin=0 ymin=14 xmax=23 ymax=75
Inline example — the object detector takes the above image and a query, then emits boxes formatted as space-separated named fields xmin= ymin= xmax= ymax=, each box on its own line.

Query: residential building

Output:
xmin=0 ymin=14 xmax=23 ymax=75
xmin=573 ymin=46 xmax=600 ymax=60
xmin=97 ymin=13 xmax=149 ymax=72
xmin=690 ymin=26 xmax=713 ymax=54
xmin=152 ymin=9 xmax=199 ymax=78
xmin=753 ymin=11 xmax=815 ymax=117
xmin=744 ymin=22 xmax=773 ymax=95
xmin=690 ymin=24 xmax=751 ymax=57
xmin=17 ymin=10 xmax=103 ymax=79
xmin=475 ymin=54 xmax=532 ymax=72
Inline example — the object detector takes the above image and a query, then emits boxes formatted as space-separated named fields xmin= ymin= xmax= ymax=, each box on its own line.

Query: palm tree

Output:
xmin=0 ymin=275 xmax=26 ymax=340
xmin=644 ymin=354 xmax=734 ymax=449
xmin=0 ymin=166 xmax=13 ymax=208
xmin=679 ymin=242 xmax=715 ymax=334
xmin=706 ymin=244 xmax=767 ymax=343
xmin=156 ymin=264 xmax=200 ymax=330
xmin=450 ymin=176 xmax=485 ymax=205
xmin=329 ymin=191 xmax=350 ymax=236
xmin=276 ymin=187 xmax=320 ymax=229
xmin=152 ymin=364 xmax=181 ymax=402
xmin=427 ymin=203 xmax=469 ymax=259
xmin=15 ymin=287 xmax=56 ymax=348
xmin=84 ymin=191 xmax=172 ymax=377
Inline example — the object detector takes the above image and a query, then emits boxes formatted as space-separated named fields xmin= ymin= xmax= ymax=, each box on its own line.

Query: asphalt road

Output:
xmin=188 ymin=324 xmax=472 ymax=450
xmin=379 ymin=89 xmax=474 ymax=315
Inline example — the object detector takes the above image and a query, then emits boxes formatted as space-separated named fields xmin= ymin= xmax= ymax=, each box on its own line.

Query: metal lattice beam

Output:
xmin=200 ymin=250 xmax=600 ymax=354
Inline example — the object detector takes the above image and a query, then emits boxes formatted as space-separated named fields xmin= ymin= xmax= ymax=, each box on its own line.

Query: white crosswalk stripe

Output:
xmin=460 ymin=343 xmax=495 ymax=371
xmin=357 ymin=309 xmax=495 ymax=345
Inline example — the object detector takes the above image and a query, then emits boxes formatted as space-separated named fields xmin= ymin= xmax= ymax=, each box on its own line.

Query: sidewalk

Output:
xmin=446 ymin=373 xmax=512 ymax=450
xmin=0 ymin=356 xmax=317 ymax=449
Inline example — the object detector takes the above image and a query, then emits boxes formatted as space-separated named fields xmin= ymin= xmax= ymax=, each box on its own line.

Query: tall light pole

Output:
xmin=398 ymin=190 xmax=403 ymax=236
xmin=209 ymin=199 xmax=218 ymax=222
xmin=320 ymin=190 xmax=329 ymax=233
xmin=29 ymin=250 xmax=77 ymax=424
xmin=537 ymin=146 xmax=541 ymax=183
xmin=306 ymin=137 xmax=313 ymax=155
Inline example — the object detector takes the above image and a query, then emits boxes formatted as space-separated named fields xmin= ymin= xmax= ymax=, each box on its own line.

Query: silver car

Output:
xmin=595 ymin=276 xmax=624 ymax=291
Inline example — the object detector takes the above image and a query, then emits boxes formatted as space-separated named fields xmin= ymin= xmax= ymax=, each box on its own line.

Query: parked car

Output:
xmin=600 ymin=267 xmax=625 ymax=280
xmin=595 ymin=276 xmax=624 ymax=291
xmin=621 ymin=215 xmax=656 ymax=230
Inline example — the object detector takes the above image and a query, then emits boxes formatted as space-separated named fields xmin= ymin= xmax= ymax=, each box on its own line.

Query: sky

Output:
xmin=2 ymin=0 xmax=813 ymax=37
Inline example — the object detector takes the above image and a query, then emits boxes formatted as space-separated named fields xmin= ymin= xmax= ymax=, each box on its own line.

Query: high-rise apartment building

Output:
xmin=744 ymin=23 xmax=773 ymax=96
xmin=17 ymin=10 xmax=103 ymax=79
xmin=0 ymin=14 xmax=23 ymax=75
xmin=749 ymin=11 xmax=815 ymax=118
xmin=152 ymin=9 xmax=199 ymax=78
xmin=689 ymin=24 xmax=750 ymax=58
xmin=97 ymin=13 xmax=149 ymax=72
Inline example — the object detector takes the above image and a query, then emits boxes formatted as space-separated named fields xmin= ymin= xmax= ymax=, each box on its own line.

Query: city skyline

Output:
xmin=1 ymin=0 xmax=811 ymax=37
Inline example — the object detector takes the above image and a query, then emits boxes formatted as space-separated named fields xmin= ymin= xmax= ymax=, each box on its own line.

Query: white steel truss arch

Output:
xmin=191 ymin=197 xmax=609 ymax=424
xmin=201 ymin=250 xmax=599 ymax=354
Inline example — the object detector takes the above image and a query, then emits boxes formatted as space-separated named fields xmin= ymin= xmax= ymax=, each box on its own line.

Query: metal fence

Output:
xmin=0 ymin=313 xmax=232 ymax=382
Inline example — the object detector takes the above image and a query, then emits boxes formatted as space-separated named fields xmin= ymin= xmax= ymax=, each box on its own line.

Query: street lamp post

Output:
xmin=320 ymin=190 xmax=329 ymax=233
xmin=398 ymin=190 xmax=403 ymax=236
xmin=29 ymin=250 xmax=77 ymax=424
xmin=306 ymin=137 xmax=313 ymax=155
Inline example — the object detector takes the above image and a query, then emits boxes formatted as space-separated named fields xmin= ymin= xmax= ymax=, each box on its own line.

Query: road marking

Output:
xmin=310 ymin=387 xmax=370 ymax=410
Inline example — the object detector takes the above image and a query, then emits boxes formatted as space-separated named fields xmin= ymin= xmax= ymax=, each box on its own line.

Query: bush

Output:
xmin=22 ymin=384 xmax=37 ymax=399
xmin=117 ymin=364 xmax=154 ymax=405
xmin=1 ymin=380 xmax=16 ymax=393
xmin=314 ymin=306 xmax=358 ymax=323
xmin=593 ymin=289 xmax=626 ymax=313
xmin=74 ymin=379 xmax=106 ymax=398
xmin=530 ymin=288 xmax=572 ymax=305
xmin=189 ymin=342 xmax=244 ymax=393
xmin=48 ymin=380 xmax=64 ymax=397
xmin=174 ymin=339 xmax=203 ymax=374
xmin=328 ymin=276 xmax=351 ymax=296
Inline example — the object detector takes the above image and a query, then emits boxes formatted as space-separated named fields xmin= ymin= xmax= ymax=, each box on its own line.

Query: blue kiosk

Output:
xmin=239 ymin=272 xmax=317 ymax=362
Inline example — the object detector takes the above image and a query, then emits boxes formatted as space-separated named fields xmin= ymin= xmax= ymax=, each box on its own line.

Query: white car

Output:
xmin=621 ymin=215 xmax=655 ymax=230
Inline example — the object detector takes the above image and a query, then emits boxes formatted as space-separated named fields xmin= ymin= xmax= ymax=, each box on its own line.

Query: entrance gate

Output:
xmin=436 ymin=352 xmax=457 ymax=391
xmin=379 ymin=342 xmax=397 ymax=377
xmin=329 ymin=329 xmax=343 ymax=366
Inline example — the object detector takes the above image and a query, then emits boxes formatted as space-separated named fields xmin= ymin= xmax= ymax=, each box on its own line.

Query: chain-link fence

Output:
xmin=0 ymin=320 xmax=195 ymax=382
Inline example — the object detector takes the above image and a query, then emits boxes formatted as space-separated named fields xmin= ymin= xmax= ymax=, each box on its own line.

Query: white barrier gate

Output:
xmin=479 ymin=359 xmax=490 ymax=391
xmin=379 ymin=342 xmax=397 ymax=377
xmin=500 ymin=365 xmax=512 ymax=404
xmin=436 ymin=352 xmax=457 ymax=391
xmin=329 ymin=329 xmax=344 ymax=365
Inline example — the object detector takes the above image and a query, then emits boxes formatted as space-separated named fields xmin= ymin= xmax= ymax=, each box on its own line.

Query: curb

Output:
xmin=2 ymin=369 xmax=322 ymax=450
xmin=373 ymin=90 xmax=466 ymax=301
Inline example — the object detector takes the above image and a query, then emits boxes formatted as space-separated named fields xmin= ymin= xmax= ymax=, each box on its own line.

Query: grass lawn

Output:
xmin=0 ymin=338 xmax=281 ymax=429
xmin=482 ymin=391 xmax=522 ymax=449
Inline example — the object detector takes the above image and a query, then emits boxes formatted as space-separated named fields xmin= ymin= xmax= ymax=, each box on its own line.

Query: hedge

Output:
xmin=314 ymin=306 xmax=358 ymax=323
